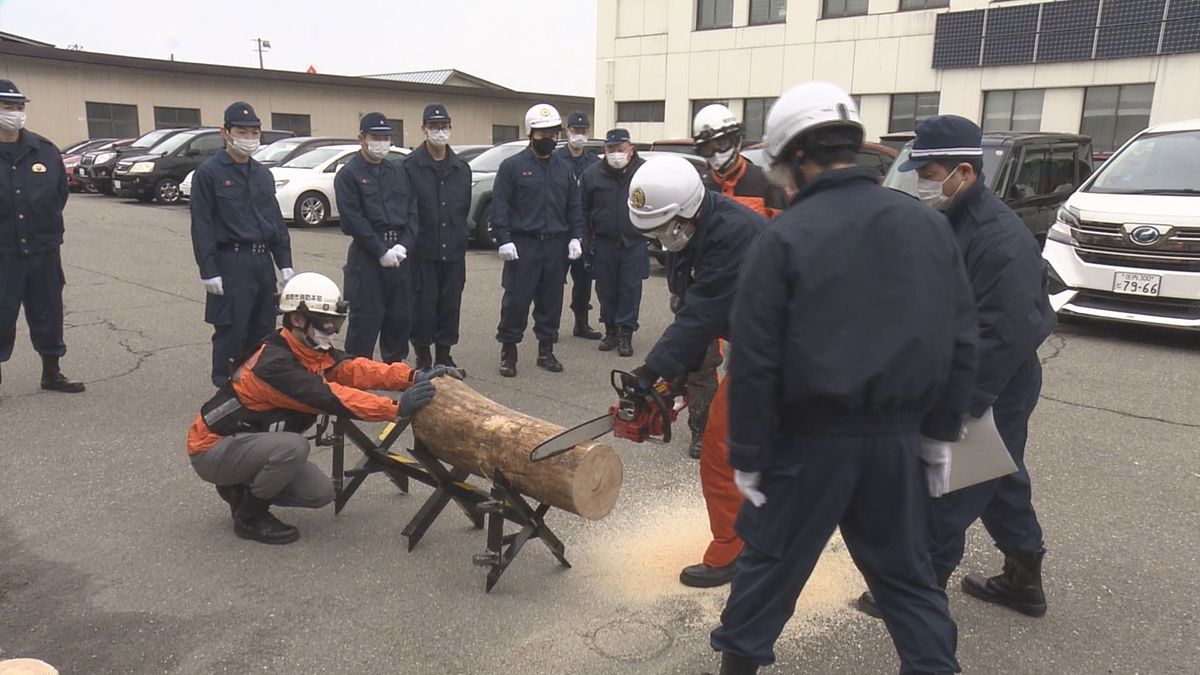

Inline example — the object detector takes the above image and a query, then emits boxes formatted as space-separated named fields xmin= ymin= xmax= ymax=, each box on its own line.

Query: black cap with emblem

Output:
xmin=0 ymin=79 xmax=29 ymax=104
xmin=223 ymin=101 xmax=261 ymax=128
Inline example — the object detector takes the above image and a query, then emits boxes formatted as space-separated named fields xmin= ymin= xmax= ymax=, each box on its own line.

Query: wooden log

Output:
xmin=410 ymin=377 xmax=623 ymax=520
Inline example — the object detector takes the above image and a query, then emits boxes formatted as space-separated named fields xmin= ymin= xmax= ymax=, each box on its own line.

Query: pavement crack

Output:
xmin=1040 ymin=394 xmax=1200 ymax=429
xmin=1040 ymin=333 xmax=1067 ymax=366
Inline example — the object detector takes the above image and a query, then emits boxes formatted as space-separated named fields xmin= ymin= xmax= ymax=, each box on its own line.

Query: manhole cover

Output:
xmin=587 ymin=618 xmax=673 ymax=662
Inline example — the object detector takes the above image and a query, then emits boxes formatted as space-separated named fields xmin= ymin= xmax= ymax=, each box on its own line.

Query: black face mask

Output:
xmin=530 ymin=136 xmax=557 ymax=156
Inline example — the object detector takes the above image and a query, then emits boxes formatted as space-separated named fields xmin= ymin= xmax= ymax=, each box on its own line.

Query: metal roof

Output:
xmin=362 ymin=69 xmax=511 ymax=91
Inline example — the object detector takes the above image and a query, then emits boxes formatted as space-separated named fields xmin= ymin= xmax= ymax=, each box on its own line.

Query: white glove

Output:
xmin=567 ymin=238 xmax=582 ymax=260
xmin=391 ymin=244 xmax=408 ymax=263
xmin=201 ymin=276 xmax=224 ymax=296
xmin=918 ymin=436 xmax=953 ymax=498
xmin=279 ymin=267 xmax=294 ymax=282
xmin=734 ymin=470 xmax=767 ymax=508
xmin=378 ymin=248 xmax=402 ymax=268
xmin=498 ymin=242 xmax=519 ymax=262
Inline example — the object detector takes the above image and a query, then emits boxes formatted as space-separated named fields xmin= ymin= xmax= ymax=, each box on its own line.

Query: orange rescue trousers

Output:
xmin=699 ymin=374 xmax=745 ymax=567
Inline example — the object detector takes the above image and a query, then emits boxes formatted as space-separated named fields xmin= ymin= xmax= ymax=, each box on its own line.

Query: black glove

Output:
xmin=415 ymin=365 xmax=465 ymax=383
xmin=631 ymin=364 xmax=659 ymax=392
xmin=398 ymin=379 xmax=437 ymax=419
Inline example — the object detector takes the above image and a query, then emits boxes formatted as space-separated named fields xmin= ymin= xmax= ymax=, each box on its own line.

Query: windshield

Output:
xmin=255 ymin=139 xmax=303 ymax=163
xmin=1086 ymin=130 xmax=1200 ymax=194
xmin=131 ymin=128 xmax=178 ymax=149
xmin=151 ymin=131 xmax=205 ymax=156
xmin=883 ymin=143 xmax=1006 ymax=196
xmin=469 ymin=144 xmax=526 ymax=173
xmin=282 ymin=147 xmax=347 ymax=169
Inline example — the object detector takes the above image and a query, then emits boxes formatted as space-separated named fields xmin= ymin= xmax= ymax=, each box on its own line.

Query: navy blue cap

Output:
xmin=423 ymin=103 xmax=451 ymax=124
xmin=223 ymin=101 xmax=261 ymax=128
xmin=604 ymin=128 xmax=631 ymax=146
xmin=568 ymin=111 xmax=590 ymax=129
xmin=359 ymin=112 xmax=393 ymax=135
xmin=0 ymin=79 xmax=28 ymax=103
xmin=898 ymin=114 xmax=983 ymax=172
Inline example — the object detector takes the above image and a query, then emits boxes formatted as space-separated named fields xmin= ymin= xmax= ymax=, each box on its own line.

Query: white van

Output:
xmin=1042 ymin=119 xmax=1200 ymax=329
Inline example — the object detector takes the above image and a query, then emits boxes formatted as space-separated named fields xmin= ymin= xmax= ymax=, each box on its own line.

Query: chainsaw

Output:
xmin=529 ymin=370 xmax=687 ymax=462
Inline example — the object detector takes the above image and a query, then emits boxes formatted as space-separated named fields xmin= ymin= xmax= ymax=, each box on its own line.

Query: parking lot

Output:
xmin=1 ymin=194 xmax=1198 ymax=674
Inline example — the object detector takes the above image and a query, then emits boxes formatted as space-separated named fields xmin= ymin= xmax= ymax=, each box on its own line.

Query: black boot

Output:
xmin=688 ymin=411 xmax=707 ymax=460
xmin=598 ymin=323 xmax=619 ymax=352
xmin=617 ymin=327 xmax=633 ymax=357
xmin=216 ymin=484 xmax=246 ymax=518
xmin=413 ymin=344 xmax=433 ymax=371
xmin=233 ymin=492 xmax=299 ymax=545
xmin=434 ymin=345 xmax=458 ymax=369
xmin=680 ymin=562 xmax=736 ymax=588
xmin=858 ymin=567 xmax=950 ymax=619
xmin=962 ymin=550 xmax=1047 ymax=617
xmin=40 ymin=356 xmax=85 ymax=393
xmin=536 ymin=340 xmax=563 ymax=372
xmin=718 ymin=651 xmax=759 ymax=675
xmin=572 ymin=309 xmax=602 ymax=340
xmin=499 ymin=343 xmax=518 ymax=378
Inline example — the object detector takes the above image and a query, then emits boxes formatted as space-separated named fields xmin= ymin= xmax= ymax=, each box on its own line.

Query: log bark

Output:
xmin=410 ymin=377 xmax=623 ymax=520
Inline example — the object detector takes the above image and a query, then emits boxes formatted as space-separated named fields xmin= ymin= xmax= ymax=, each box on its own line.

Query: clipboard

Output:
xmin=947 ymin=408 xmax=1018 ymax=493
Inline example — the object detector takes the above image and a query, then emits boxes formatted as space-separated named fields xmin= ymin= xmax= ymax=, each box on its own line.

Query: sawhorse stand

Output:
xmin=325 ymin=416 xmax=571 ymax=592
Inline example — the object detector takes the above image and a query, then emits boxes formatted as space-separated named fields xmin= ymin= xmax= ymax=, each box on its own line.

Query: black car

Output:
xmin=112 ymin=128 xmax=295 ymax=204
xmin=251 ymin=136 xmax=357 ymax=168
xmin=884 ymin=131 xmax=1093 ymax=245
xmin=78 ymin=127 xmax=195 ymax=195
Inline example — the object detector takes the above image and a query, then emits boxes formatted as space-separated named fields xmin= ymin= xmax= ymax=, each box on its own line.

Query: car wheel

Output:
xmin=82 ymin=181 xmax=99 ymax=194
xmin=155 ymin=178 xmax=181 ymax=204
xmin=474 ymin=202 xmax=496 ymax=249
xmin=294 ymin=191 xmax=330 ymax=227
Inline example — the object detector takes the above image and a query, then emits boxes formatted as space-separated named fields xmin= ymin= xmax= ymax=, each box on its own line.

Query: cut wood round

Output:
xmin=410 ymin=377 xmax=622 ymax=520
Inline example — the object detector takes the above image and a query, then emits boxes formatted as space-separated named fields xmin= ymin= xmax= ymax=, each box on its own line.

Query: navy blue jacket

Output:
xmin=335 ymin=151 xmax=417 ymax=258
xmin=553 ymin=145 xmax=600 ymax=184
xmin=0 ymin=130 xmax=68 ymax=255
xmin=190 ymin=150 xmax=292 ymax=279
xmin=727 ymin=168 xmax=978 ymax=472
xmin=645 ymin=192 xmax=765 ymax=381
xmin=945 ymin=178 xmax=1055 ymax=416
xmin=581 ymin=154 xmax=646 ymax=247
xmin=403 ymin=143 xmax=472 ymax=262
xmin=490 ymin=147 xmax=584 ymax=245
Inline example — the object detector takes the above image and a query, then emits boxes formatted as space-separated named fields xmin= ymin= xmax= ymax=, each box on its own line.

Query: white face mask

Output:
xmin=0 ymin=110 xmax=26 ymax=132
xmin=228 ymin=136 xmax=260 ymax=157
xmin=917 ymin=169 xmax=964 ymax=211
xmin=606 ymin=151 xmax=629 ymax=170
xmin=655 ymin=218 xmax=694 ymax=252
xmin=306 ymin=326 xmax=335 ymax=351
xmin=707 ymin=147 xmax=737 ymax=171
xmin=366 ymin=140 xmax=391 ymax=160
xmin=568 ymin=133 xmax=587 ymax=149
xmin=426 ymin=129 xmax=451 ymax=147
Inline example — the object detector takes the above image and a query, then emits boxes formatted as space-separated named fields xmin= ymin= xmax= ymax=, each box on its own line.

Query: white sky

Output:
xmin=0 ymin=0 xmax=599 ymax=97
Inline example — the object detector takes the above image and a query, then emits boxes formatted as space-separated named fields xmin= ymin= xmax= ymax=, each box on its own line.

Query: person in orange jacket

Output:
xmin=185 ymin=272 xmax=459 ymax=545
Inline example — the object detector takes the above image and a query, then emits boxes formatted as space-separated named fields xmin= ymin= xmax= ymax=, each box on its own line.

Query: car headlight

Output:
xmin=471 ymin=181 xmax=479 ymax=188
xmin=274 ymin=179 xmax=289 ymax=188
xmin=95 ymin=152 xmax=116 ymax=163
xmin=1047 ymin=206 xmax=1079 ymax=246
xmin=130 ymin=161 xmax=156 ymax=174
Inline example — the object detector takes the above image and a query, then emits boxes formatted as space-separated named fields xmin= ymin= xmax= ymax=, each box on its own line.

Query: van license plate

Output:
xmin=112 ymin=180 xmax=123 ymax=190
xmin=1113 ymin=272 xmax=1161 ymax=297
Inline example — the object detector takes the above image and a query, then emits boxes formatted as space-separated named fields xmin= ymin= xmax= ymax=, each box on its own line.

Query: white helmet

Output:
xmin=763 ymin=81 xmax=863 ymax=172
xmin=627 ymin=155 xmax=706 ymax=231
xmin=278 ymin=272 xmax=347 ymax=317
xmin=692 ymin=103 xmax=742 ymax=145
xmin=524 ymin=103 xmax=563 ymax=134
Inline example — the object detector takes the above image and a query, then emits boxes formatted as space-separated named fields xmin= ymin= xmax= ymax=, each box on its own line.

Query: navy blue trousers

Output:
xmin=0 ymin=249 xmax=67 ymax=363
xmin=410 ymin=257 xmax=465 ymax=348
xmin=711 ymin=436 xmax=959 ymax=674
xmin=343 ymin=244 xmax=411 ymax=363
xmin=592 ymin=237 xmax=648 ymax=330
xmin=204 ymin=250 xmax=277 ymax=387
xmin=496 ymin=235 xmax=567 ymax=344
xmin=565 ymin=254 xmax=592 ymax=313
xmin=929 ymin=358 xmax=1045 ymax=577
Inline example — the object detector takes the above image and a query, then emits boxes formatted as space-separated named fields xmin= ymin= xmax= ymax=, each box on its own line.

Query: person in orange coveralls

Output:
xmin=185 ymin=272 xmax=458 ymax=545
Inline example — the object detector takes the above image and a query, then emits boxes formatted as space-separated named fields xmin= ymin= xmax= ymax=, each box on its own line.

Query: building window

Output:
xmin=691 ymin=99 xmax=730 ymax=127
xmin=271 ymin=113 xmax=311 ymax=137
xmin=743 ymin=97 xmax=778 ymax=143
xmin=982 ymin=90 xmax=1044 ymax=133
xmin=696 ymin=0 xmax=734 ymax=30
xmin=1080 ymin=84 xmax=1153 ymax=153
xmin=900 ymin=0 xmax=948 ymax=10
xmin=617 ymin=100 xmax=666 ymax=124
xmin=386 ymin=118 xmax=404 ymax=144
xmin=153 ymin=106 xmax=201 ymax=130
xmin=492 ymin=124 xmax=519 ymax=143
xmin=821 ymin=0 xmax=868 ymax=20
xmin=888 ymin=93 xmax=940 ymax=133
xmin=85 ymin=102 xmax=139 ymax=139
xmin=749 ymin=0 xmax=786 ymax=25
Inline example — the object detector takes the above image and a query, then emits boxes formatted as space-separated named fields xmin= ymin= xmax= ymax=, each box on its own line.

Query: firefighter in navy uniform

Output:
xmin=0 ymin=79 xmax=85 ymax=396
xmin=626 ymin=155 xmax=766 ymax=589
xmin=404 ymin=104 xmax=471 ymax=371
xmin=335 ymin=112 xmax=418 ymax=364
xmin=554 ymin=111 xmax=603 ymax=340
xmin=709 ymin=82 xmax=976 ymax=675
xmin=191 ymin=101 xmax=293 ymax=388
xmin=492 ymin=103 xmax=584 ymax=377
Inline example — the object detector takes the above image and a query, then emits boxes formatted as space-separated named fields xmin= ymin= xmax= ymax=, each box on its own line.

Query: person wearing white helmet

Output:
xmin=692 ymin=103 xmax=786 ymax=218
xmin=185 ymin=272 xmax=459 ymax=545
xmin=490 ymin=103 xmax=585 ymax=377
xmin=627 ymin=154 xmax=767 ymax=589
xmin=707 ymin=82 xmax=975 ymax=675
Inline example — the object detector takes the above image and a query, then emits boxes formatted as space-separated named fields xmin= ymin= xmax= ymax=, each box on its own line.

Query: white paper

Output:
xmin=947 ymin=408 xmax=1019 ymax=493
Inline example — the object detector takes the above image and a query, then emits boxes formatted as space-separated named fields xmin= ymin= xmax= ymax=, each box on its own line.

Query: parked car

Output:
xmin=740 ymin=141 xmax=897 ymax=179
xmin=60 ymin=138 xmax=112 ymax=156
xmin=451 ymin=144 xmax=492 ymax=164
xmin=884 ymin=131 xmax=1093 ymax=246
xmin=62 ymin=138 xmax=118 ymax=192
xmin=1042 ymin=119 xmax=1200 ymax=330
xmin=270 ymin=144 xmax=410 ymax=227
xmin=251 ymin=136 xmax=357 ymax=168
xmin=78 ymin=127 xmax=194 ymax=195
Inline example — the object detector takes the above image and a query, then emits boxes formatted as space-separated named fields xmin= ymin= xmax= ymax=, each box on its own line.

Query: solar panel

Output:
xmin=1040 ymin=0 xmax=1100 ymax=33
xmin=1162 ymin=17 xmax=1200 ymax=53
xmin=932 ymin=9 xmax=985 ymax=68
xmin=1098 ymin=0 xmax=1165 ymax=26
xmin=982 ymin=4 xmax=1040 ymax=66
xmin=1167 ymin=0 xmax=1200 ymax=19
xmin=1096 ymin=0 xmax=1166 ymax=58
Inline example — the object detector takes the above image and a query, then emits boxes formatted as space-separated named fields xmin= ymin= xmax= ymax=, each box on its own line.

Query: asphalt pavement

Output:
xmin=1 ymin=194 xmax=1197 ymax=674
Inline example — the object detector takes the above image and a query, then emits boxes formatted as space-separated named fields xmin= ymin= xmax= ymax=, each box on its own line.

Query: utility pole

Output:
xmin=252 ymin=38 xmax=271 ymax=69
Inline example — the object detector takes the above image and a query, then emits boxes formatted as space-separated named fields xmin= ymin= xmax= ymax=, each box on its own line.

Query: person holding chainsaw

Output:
xmin=185 ymin=272 xmax=459 ymax=546
xmin=708 ymin=82 xmax=976 ymax=675
xmin=626 ymin=154 xmax=766 ymax=589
